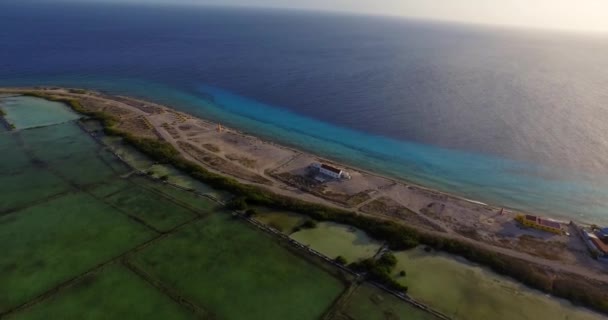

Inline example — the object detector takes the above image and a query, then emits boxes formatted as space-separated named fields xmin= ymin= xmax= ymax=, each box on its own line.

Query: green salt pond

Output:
xmin=130 ymin=175 xmax=222 ymax=213
xmin=391 ymin=247 xmax=605 ymax=320
xmin=253 ymin=210 xmax=383 ymax=263
xmin=102 ymin=135 xmax=229 ymax=200
xmin=0 ymin=168 xmax=71 ymax=212
xmin=339 ymin=284 xmax=437 ymax=320
xmin=0 ymin=96 xmax=80 ymax=129
xmin=0 ymin=132 xmax=31 ymax=173
xmin=0 ymin=106 xmax=351 ymax=319
xmin=102 ymin=136 xmax=156 ymax=170
xmin=0 ymin=192 xmax=155 ymax=310
xmin=252 ymin=207 xmax=307 ymax=234
xmin=147 ymin=164 xmax=220 ymax=194
xmin=6 ymin=264 xmax=196 ymax=320
xmin=291 ymin=221 xmax=383 ymax=263
xmin=105 ymin=186 xmax=197 ymax=232
xmin=132 ymin=213 xmax=346 ymax=320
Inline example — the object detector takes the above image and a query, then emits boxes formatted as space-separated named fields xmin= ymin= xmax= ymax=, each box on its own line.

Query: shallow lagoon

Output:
xmin=0 ymin=96 xmax=80 ymax=129
xmin=391 ymin=247 xmax=605 ymax=320
xmin=290 ymin=221 xmax=383 ymax=263
xmin=253 ymin=210 xmax=383 ymax=263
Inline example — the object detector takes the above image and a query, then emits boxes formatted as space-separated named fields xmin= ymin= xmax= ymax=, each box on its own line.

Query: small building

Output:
xmin=582 ymin=230 xmax=608 ymax=262
xmin=515 ymin=214 xmax=563 ymax=235
xmin=311 ymin=163 xmax=350 ymax=180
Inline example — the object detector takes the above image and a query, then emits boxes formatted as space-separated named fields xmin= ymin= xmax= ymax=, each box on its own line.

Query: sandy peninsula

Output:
xmin=2 ymin=87 xmax=607 ymax=290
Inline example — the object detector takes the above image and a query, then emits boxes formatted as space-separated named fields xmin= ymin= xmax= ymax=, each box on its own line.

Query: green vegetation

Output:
xmin=244 ymin=208 xmax=257 ymax=217
xmin=349 ymin=253 xmax=407 ymax=293
xmin=6 ymin=264 xmax=195 ymax=320
xmin=68 ymin=88 xmax=87 ymax=94
xmin=335 ymin=256 xmax=348 ymax=265
xmin=227 ymin=196 xmax=248 ymax=210
xmin=38 ymin=91 xmax=608 ymax=316
xmin=301 ymin=219 xmax=318 ymax=229
xmin=132 ymin=213 xmax=346 ymax=320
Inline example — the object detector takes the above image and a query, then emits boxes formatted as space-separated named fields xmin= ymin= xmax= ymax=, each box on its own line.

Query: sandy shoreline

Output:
xmin=2 ymin=86 xmax=607 ymax=284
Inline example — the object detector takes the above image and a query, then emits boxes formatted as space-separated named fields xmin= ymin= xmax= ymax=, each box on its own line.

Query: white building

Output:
xmin=311 ymin=163 xmax=350 ymax=179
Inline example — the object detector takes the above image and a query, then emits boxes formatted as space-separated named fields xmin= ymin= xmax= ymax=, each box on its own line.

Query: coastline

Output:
xmin=2 ymin=87 xmax=608 ymax=315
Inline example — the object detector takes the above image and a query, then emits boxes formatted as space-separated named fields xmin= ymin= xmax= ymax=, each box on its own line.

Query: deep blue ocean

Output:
xmin=2 ymin=1 xmax=608 ymax=224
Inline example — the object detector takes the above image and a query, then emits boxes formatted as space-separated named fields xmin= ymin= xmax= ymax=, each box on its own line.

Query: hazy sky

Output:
xmin=77 ymin=0 xmax=608 ymax=33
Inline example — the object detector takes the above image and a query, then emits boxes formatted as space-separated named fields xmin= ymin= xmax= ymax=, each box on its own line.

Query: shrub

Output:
xmin=377 ymin=252 xmax=397 ymax=270
xmin=227 ymin=197 xmax=248 ymax=211
xmin=349 ymin=258 xmax=408 ymax=293
xmin=301 ymin=219 xmax=318 ymax=229
xmin=334 ymin=256 xmax=348 ymax=265
xmin=244 ymin=209 xmax=257 ymax=218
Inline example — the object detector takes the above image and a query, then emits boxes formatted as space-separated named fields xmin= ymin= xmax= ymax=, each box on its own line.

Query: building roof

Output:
xmin=522 ymin=215 xmax=561 ymax=230
xmin=538 ymin=218 xmax=561 ymax=230
xmin=590 ymin=237 xmax=608 ymax=255
xmin=320 ymin=164 xmax=341 ymax=174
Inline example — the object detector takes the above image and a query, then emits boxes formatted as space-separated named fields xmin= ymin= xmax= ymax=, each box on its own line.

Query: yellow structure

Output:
xmin=515 ymin=214 xmax=563 ymax=235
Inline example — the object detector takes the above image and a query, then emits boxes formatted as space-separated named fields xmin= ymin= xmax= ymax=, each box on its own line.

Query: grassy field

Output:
xmin=132 ymin=213 xmax=346 ymax=320
xmin=336 ymin=284 xmax=437 ymax=320
xmin=0 ymin=192 xmax=155 ymax=311
xmin=5 ymin=264 xmax=195 ymax=320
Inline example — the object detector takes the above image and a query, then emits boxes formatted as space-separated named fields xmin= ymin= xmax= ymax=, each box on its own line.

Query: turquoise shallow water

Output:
xmin=4 ymin=76 xmax=608 ymax=225
xmin=3 ymin=3 xmax=608 ymax=225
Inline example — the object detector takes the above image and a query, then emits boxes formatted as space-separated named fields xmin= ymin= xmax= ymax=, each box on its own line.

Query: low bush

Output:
xmin=349 ymin=254 xmax=407 ymax=293
xmin=334 ymin=256 xmax=347 ymax=265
